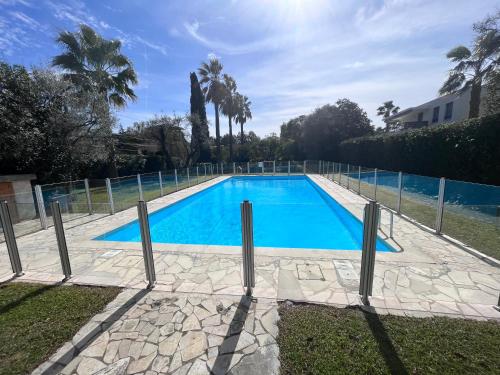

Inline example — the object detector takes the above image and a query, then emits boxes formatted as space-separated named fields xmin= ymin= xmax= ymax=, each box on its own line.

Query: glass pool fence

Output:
xmin=320 ymin=161 xmax=500 ymax=261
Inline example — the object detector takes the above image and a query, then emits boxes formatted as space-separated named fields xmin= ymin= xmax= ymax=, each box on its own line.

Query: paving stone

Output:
xmin=151 ymin=355 xmax=170 ymax=373
xmin=159 ymin=331 xmax=182 ymax=356
xmin=160 ymin=323 xmax=175 ymax=336
xmin=193 ymin=306 xmax=213 ymax=321
xmin=208 ymin=354 xmax=242 ymax=375
xmin=94 ymin=358 xmax=130 ymax=375
xmin=128 ymin=341 xmax=145 ymax=360
xmin=230 ymin=345 xmax=279 ymax=375
xmin=208 ymin=334 xmax=223 ymax=348
xmin=182 ymin=314 xmax=201 ymax=331
xmin=260 ymin=309 xmax=279 ymax=338
xmin=201 ymin=314 xmax=221 ymax=327
xmin=77 ymin=357 xmax=106 ymax=374
xmin=187 ymin=359 xmax=209 ymax=375
xmin=118 ymin=340 xmax=132 ymax=359
xmin=127 ymin=351 xmax=156 ymax=374
xmin=219 ymin=331 xmax=255 ymax=354
xmin=179 ymin=331 xmax=207 ymax=362
xmin=168 ymin=351 xmax=183 ymax=373
xmin=172 ymin=362 xmax=192 ymax=375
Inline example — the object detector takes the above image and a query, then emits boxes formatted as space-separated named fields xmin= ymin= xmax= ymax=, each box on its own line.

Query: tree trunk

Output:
xmin=240 ymin=122 xmax=244 ymax=144
xmin=214 ymin=103 xmax=221 ymax=161
xmin=229 ymin=116 xmax=233 ymax=162
xmin=468 ymin=81 xmax=482 ymax=119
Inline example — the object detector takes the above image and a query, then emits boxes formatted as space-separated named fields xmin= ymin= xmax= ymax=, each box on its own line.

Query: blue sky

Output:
xmin=0 ymin=0 xmax=498 ymax=136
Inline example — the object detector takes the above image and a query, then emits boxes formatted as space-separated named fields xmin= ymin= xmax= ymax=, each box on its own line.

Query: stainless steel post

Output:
xmin=347 ymin=164 xmax=350 ymax=189
xmin=137 ymin=174 xmax=144 ymax=201
xmin=389 ymin=210 xmax=394 ymax=238
xmin=0 ymin=201 xmax=23 ymax=276
xmin=216 ymin=163 xmax=219 ymax=175
xmin=159 ymin=171 xmax=164 ymax=196
xmin=233 ymin=162 xmax=236 ymax=175
xmin=338 ymin=163 xmax=341 ymax=183
xmin=247 ymin=162 xmax=250 ymax=174
xmin=288 ymin=160 xmax=291 ymax=175
xmin=261 ymin=163 xmax=264 ymax=174
xmin=221 ymin=163 xmax=224 ymax=175
xmin=374 ymin=168 xmax=378 ymax=201
xmin=358 ymin=166 xmax=361 ymax=194
xmin=435 ymin=177 xmax=446 ymax=234
xmin=174 ymin=169 xmax=179 ymax=191
xmin=240 ymin=200 xmax=255 ymax=296
xmin=34 ymin=185 xmax=48 ymax=229
xmin=84 ymin=178 xmax=93 ymax=214
xmin=303 ymin=160 xmax=306 ymax=174
xmin=105 ymin=178 xmax=115 ymax=215
xmin=187 ymin=168 xmax=190 ymax=187
xmin=359 ymin=201 xmax=379 ymax=305
xmin=204 ymin=164 xmax=207 ymax=178
xmin=196 ymin=166 xmax=199 ymax=184
xmin=51 ymin=200 xmax=72 ymax=280
xmin=273 ymin=160 xmax=276 ymax=175
xmin=137 ymin=200 xmax=156 ymax=288
xmin=396 ymin=172 xmax=403 ymax=213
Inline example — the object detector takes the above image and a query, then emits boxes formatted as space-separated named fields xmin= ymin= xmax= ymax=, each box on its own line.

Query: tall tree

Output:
xmin=198 ymin=57 xmax=224 ymax=161
xmin=220 ymin=74 xmax=238 ymax=161
xmin=189 ymin=72 xmax=210 ymax=162
xmin=376 ymin=100 xmax=400 ymax=131
xmin=235 ymin=93 xmax=252 ymax=144
xmin=439 ymin=12 xmax=499 ymax=118
xmin=52 ymin=24 xmax=138 ymax=107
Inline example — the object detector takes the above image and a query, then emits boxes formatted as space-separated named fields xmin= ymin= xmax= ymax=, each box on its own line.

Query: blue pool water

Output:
xmin=96 ymin=176 xmax=392 ymax=251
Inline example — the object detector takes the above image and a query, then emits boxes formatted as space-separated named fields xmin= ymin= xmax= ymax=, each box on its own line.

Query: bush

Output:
xmin=339 ymin=114 xmax=500 ymax=185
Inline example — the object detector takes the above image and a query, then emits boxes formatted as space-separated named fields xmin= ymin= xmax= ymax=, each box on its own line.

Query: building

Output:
xmin=386 ymin=86 xmax=488 ymax=130
xmin=0 ymin=174 xmax=37 ymax=223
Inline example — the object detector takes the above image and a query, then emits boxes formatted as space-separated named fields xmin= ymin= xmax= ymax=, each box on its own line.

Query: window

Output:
xmin=417 ymin=112 xmax=424 ymax=121
xmin=444 ymin=102 xmax=453 ymax=120
xmin=432 ymin=106 xmax=440 ymax=123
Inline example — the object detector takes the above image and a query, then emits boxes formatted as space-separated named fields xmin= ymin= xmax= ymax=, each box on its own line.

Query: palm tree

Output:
xmin=198 ymin=57 xmax=224 ymax=161
xmin=220 ymin=74 xmax=238 ymax=162
xmin=439 ymin=12 xmax=499 ymax=118
xmin=52 ymin=24 xmax=138 ymax=107
xmin=235 ymin=94 xmax=252 ymax=144
xmin=377 ymin=100 xmax=400 ymax=131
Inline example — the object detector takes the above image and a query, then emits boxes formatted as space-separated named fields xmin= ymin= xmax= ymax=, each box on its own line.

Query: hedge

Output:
xmin=338 ymin=113 xmax=500 ymax=186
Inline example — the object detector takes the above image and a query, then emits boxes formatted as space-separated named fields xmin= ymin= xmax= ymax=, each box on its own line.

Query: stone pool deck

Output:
xmin=0 ymin=174 xmax=499 ymax=374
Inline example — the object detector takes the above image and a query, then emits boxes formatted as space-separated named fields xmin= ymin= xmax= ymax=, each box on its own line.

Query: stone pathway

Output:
xmin=34 ymin=290 xmax=280 ymax=375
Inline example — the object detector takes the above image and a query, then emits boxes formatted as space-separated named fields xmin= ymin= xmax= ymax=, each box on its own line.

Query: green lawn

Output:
xmin=337 ymin=176 xmax=500 ymax=261
xmin=0 ymin=283 xmax=121 ymax=375
xmin=278 ymin=304 xmax=500 ymax=375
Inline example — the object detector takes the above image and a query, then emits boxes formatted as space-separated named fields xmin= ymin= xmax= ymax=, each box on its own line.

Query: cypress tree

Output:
xmin=189 ymin=72 xmax=211 ymax=162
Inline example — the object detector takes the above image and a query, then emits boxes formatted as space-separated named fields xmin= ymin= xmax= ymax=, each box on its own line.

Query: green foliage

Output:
xmin=189 ymin=72 xmax=210 ymax=162
xmin=53 ymin=24 xmax=138 ymax=108
xmin=0 ymin=62 xmax=115 ymax=182
xmin=339 ymin=113 xmax=500 ymax=185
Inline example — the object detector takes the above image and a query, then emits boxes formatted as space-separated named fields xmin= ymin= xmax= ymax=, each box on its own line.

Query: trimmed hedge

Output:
xmin=339 ymin=113 xmax=500 ymax=186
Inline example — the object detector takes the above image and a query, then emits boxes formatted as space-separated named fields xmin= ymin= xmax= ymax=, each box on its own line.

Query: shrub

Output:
xmin=339 ymin=114 xmax=500 ymax=185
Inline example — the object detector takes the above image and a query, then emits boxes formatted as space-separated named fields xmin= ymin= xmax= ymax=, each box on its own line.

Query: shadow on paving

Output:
xmin=211 ymin=295 xmax=253 ymax=374
xmin=361 ymin=308 xmax=408 ymax=375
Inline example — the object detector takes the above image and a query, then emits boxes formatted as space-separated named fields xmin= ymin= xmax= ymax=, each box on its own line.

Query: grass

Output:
xmin=0 ymin=282 xmax=121 ymax=375
xmin=337 ymin=176 xmax=500 ymax=261
xmin=278 ymin=304 xmax=500 ymax=375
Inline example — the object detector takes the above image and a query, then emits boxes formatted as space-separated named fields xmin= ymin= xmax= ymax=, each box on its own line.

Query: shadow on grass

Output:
xmin=361 ymin=308 xmax=408 ymax=375
xmin=211 ymin=295 xmax=253 ymax=374
xmin=0 ymin=283 xmax=59 ymax=315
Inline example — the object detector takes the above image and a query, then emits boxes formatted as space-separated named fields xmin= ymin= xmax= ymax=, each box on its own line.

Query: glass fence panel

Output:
xmin=442 ymin=179 xmax=500 ymax=260
xmin=306 ymin=160 xmax=319 ymax=174
xmin=359 ymin=167 xmax=376 ymax=200
xmin=41 ymin=180 xmax=89 ymax=225
xmin=290 ymin=161 xmax=304 ymax=174
xmin=262 ymin=161 xmax=274 ymax=174
xmin=372 ymin=170 xmax=400 ymax=211
xmin=276 ymin=161 xmax=289 ymax=174
xmin=161 ymin=170 xmax=178 ymax=194
xmin=400 ymin=173 xmax=439 ymax=230
xmin=88 ymin=179 xmax=111 ymax=214
xmin=110 ymin=175 xmax=140 ymax=212
xmin=177 ymin=169 xmax=189 ymax=189
xmin=140 ymin=172 xmax=161 ymax=201
xmin=1 ymin=189 xmax=42 ymax=238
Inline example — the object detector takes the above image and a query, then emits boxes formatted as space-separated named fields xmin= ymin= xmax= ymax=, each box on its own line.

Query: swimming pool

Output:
xmin=96 ymin=176 xmax=392 ymax=251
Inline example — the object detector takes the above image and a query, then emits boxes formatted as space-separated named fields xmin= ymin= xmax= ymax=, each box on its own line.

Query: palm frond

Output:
xmin=446 ymin=46 xmax=472 ymax=62
xmin=439 ymin=72 xmax=467 ymax=95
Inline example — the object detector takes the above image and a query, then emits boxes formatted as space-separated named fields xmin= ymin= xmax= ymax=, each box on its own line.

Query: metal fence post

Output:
xmin=273 ymin=160 xmax=276 ymax=175
xmin=221 ymin=163 xmax=224 ymax=175
xmin=34 ymin=185 xmax=48 ymax=229
xmin=435 ymin=178 xmax=446 ymax=234
xmin=137 ymin=200 xmax=156 ymax=289
xmin=303 ymin=160 xmax=306 ymax=174
xmin=0 ymin=201 xmax=23 ymax=276
xmin=347 ymin=164 xmax=350 ymax=189
xmin=187 ymin=168 xmax=191 ymax=187
xmin=174 ymin=169 xmax=179 ymax=191
xmin=261 ymin=162 xmax=264 ymax=175
xmin=247 ymin=162 xmax=250 ymax=174
xmin=105 ymin=178 xmax=115 ymax=215
xmin=137 ymin=174 xmax=144 ymax=201
xmin=288 ymin=160 xmax=291 ymax=175
xmin=358 ymin=166 xmax=361 ymax=194
xmin=196 ymin=166 xmax=199 ymax=184
xmin=51 ymin=201 xmax=72 ymax=280
xmin=396 ymin=172 xmax=403 ymax=214
xmin=359 ymin=201 xmax=379 ymax=305
xmin=159 ymin=171 xmax=164 ymax=196
xmin=338 ymin=163 xmax=341 ymax=184
xmin=84 ymin=178 xmax=93 ymax=215
xmin=233 ymin=162 xmax=236 ymax=175
xmin=241 ymin=200 xmax=255 ymax=296
xmin=374 ymin=168 xmax=378 ymax=201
